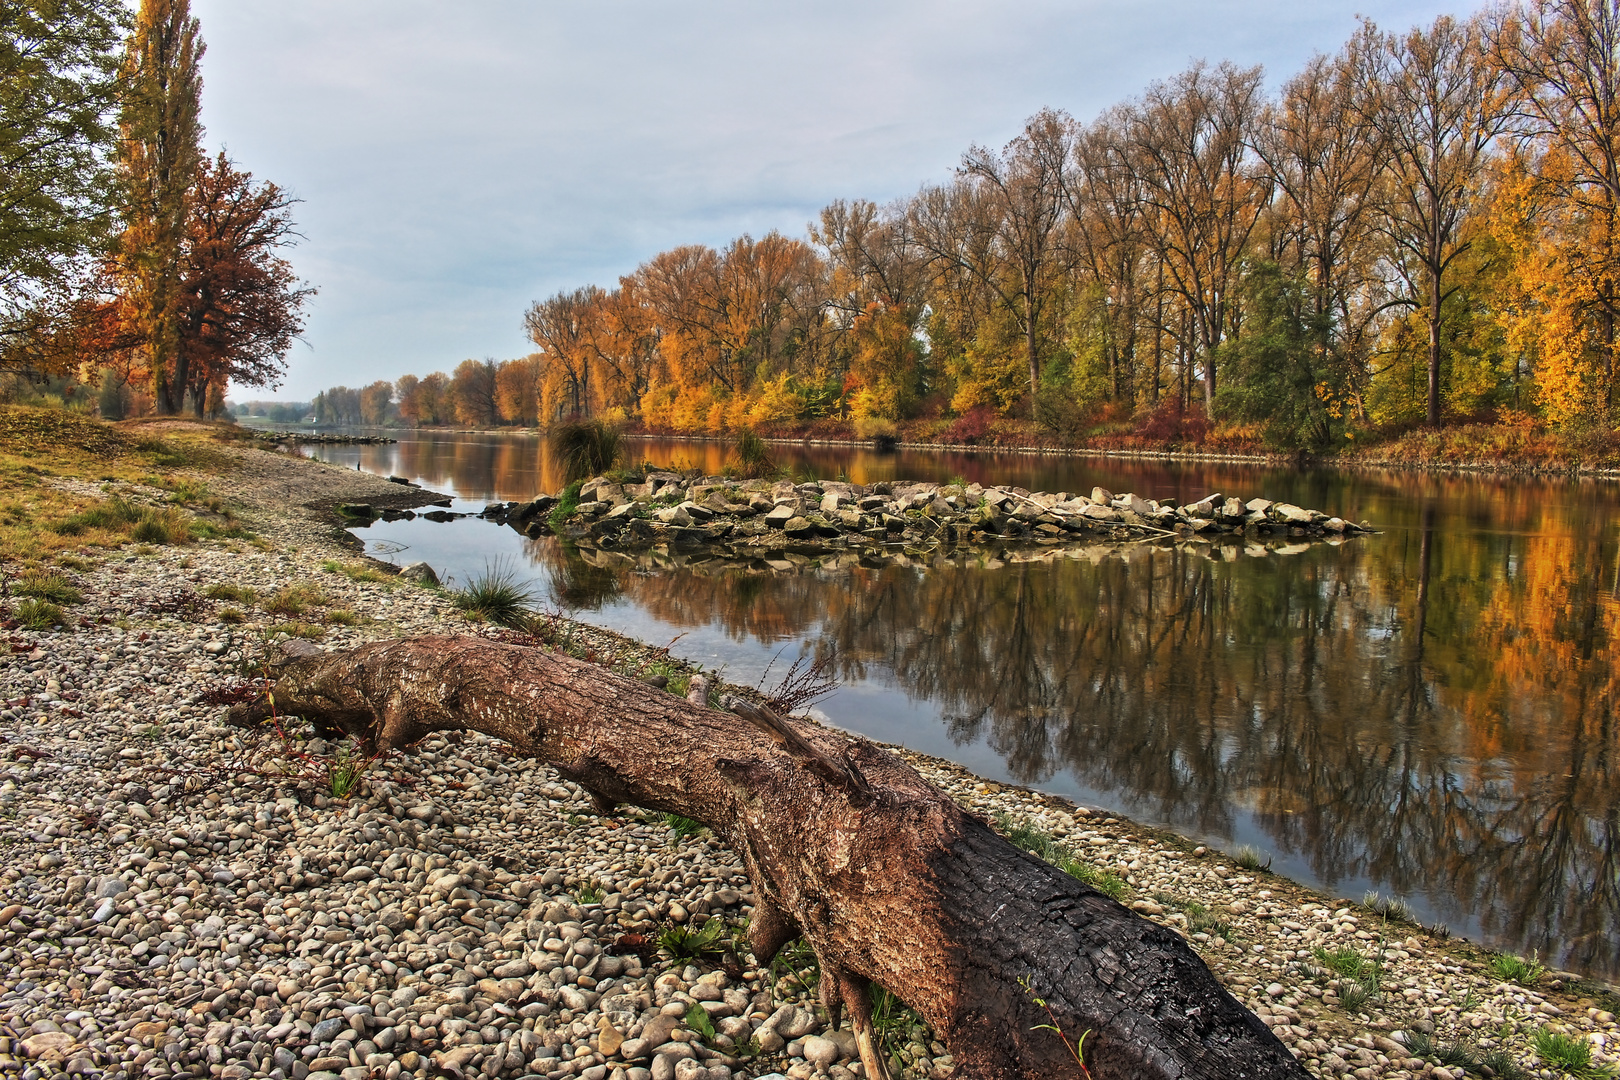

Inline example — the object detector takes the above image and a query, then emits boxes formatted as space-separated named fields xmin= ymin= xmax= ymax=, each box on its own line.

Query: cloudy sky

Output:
xmin=191 ymin=0 xmax=1460 ymax=401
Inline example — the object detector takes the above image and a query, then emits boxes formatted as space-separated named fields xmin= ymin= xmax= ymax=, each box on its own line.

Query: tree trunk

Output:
xmin=231 ymin=636 xmax=1309 ymax=1080
xmin=1427 ymin=263 xmax=1442 ymax=428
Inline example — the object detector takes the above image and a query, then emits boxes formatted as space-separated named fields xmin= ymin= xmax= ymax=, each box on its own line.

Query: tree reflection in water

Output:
xmin=305 ymin=430 xmax=1620 ymax=977
xmin=533 ymin=519 xmax=1619 ymax=978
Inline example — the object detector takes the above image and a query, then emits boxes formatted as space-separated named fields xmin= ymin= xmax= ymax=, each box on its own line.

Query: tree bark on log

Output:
xmin=230 ymin=635 xmax=1309 ymax=1080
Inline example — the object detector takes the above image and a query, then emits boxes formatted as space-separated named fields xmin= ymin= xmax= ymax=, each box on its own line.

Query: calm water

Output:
xmin=292 ymin=429 xmax=1620 ymax=979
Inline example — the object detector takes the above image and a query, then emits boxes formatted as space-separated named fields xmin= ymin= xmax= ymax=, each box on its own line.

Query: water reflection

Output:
xmin=305 ymin=430 xmax=1620 ymax=978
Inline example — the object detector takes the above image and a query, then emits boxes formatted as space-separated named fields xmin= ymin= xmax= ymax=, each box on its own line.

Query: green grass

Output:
xmin=657 ymin=918 xmax=728 ymax=962
xmin=1362 ymin=890 xmax=1416 ymax=923
xmin=452 ymin=563 xmax=533 ymax=627
xmin=572 ymin=882 xmax=603 ymax=904
xmin=265 ymin=585 xmax=324 ymax=616
xmin=664 ymin=813 xmax=706 ymax=840
xmin=993 ymin=812 xmax=1129 ymax=899
xmin=1488 ymin=950 xmax=1546 ymax=985
xmin=1232 ymin=844 xmax=1272 ymax=871
xmin=1531 ymin=1027 xmax=1614 ymax=1077
xmin=730 ymin=430 xmax=777 ymax=480
xmin=548 ymin=480 xmax=583 ymax=529
xmin=770 ymin=936 xmax=821 ymax=994
xmin=320 ymin=559 xmax=392 ymax=584
xmin=53 ymin=495 xmax=195 ymax=546
xmin=13 ymin=598 xmax=63 ymax=630
xmin=1184 ymin=901 xmax=1234 ymax=939
xmin=1309 ymin=944 xmax=1383 ymax=1014
xmin=324 ymin=609 xmax=359 ymax=626
xmin=265 ymin=620 xmax=325 ymax=640
xmin=326 ymin=743 xmax=367 ymax=799
xmin=204 ymin=583 xmax=257 ymax=604
xmin=13 ymin=570 xmax=81 ymax=605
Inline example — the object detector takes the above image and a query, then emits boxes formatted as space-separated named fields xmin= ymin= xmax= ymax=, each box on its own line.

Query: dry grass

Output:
xmin=0 ymin=405 xmax=251 ymax=564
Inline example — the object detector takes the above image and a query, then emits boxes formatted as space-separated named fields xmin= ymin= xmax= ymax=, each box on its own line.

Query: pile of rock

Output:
xmin=484 ymin=474 xmax=1369 ymax=555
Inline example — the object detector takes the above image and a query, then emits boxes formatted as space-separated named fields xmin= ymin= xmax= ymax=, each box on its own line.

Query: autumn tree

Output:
xmin=494 ymin=356 xmax=542 ymax=425
xmin=1488 ymin=0 xmax=1620 ymax=420
xmin=1371 ymin=14 xmax=1507 ymax=427
xmin=0 ymin=0 xmax=127 ymax=364
xmin=525 ymin=287 xmax=600 ymax=419
xmin=168 ymin=153 xmax=310 ymax=413
xmin=396 ymin=371 xmax=449 ymax=425
xmin=116 ymin=0 xmax=204 ymax=414
xmin=359 ymin=379 xmax=393 ymax=425
xmin=1126 ymin=61 xmax=1271 ymax=418
xmin=450 ymin=358 xmax=498 ymax=425
xmin=917 ymin=109 xmax=1075 ymax=409
xmin=1250 ymin=28 xmax=1389 ymax=424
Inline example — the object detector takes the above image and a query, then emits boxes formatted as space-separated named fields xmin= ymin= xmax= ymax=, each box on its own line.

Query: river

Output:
xmin=285 ymin=428 xmax=1620 ymax=980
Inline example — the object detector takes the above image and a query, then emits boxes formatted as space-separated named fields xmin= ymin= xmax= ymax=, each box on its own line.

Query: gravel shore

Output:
xmin=1 ymin=444 xmax=1616 ymax=1080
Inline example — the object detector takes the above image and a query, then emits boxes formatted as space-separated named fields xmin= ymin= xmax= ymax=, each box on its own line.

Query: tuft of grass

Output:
xmin=1530 ymin=1028 xmax=1615 ymax=1077
xmin=264 ymin=584 xmax=328 ymax=616
xmin=869 ymin=985 xmax=925 ymax=1070
xmin=549 ymin=419 xmax=622 ymax=484
xmin=664 ymin=813 xmax=706 ymax=841
xmin=327 ymin=742 xmax=368 ymax=799
xmin=548 ymin=479 xmax=583 ymax=529
xmin=770 ymin=936 xmax=821 ymax=994
xmin=320 ymin=559 xmax=391 ymax=584
xmin=217 ymin=607 xmax=246 ymax=624
xmin=452 ymin=563 xmax=533 ymax=627
xmin=1310 ymin=944 xmax=1383 ymax=1014
xmin=1184 ymin=901 xmax=1233 ymax=939
xmin=1232 ymin=844 xmax=1272 ymax=872
xmin=1362 ymin=890 xmax=1417 ymax=923
xmin=730 ymin=430 xmax=777 ymax=480
xmin=266 ymin=620 xmax=325 ymax=640
xmin=1488 ymin=950 xmax=1546 ymax=985
xmin=324 ymin=609 xmax=359 ymax=626
xmin=13 ymin=598 xmax=63 ymax=630
xmin=1480 ymin=1048 xmax=1528 ymax=1080
xmin=204 ymin=583 xmax=257 ymax=604
xmin=1435 ymin=1038 xmax=1482 ymax=1071
xmin=53 ymin=495 xmax=194 ymax=546
xmin=1404 ymin=1030 xmax=1435 ymax=1058
xmin=14 ymin=570 xmax=82 ymax=605
xmin=572 ymin=882 xmax=603 ymax=905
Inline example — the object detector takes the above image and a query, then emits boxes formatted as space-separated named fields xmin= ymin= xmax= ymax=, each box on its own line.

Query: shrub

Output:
xmin=549 ymin=419 xmax=622 ymax=484
xmin=942 ymin=405 xmax=996 ymax=445
xmin=53 ymin=496 xmax=193 ymax=545
xmin=1135 ymin=399 xmax=1213 ymax=445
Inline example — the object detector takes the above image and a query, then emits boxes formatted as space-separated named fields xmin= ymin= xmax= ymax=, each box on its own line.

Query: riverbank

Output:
xmin=1 ymin=424 xmax=1616 ymax=1080
xmin=259 ymin=417 xmax=1620 ymax=479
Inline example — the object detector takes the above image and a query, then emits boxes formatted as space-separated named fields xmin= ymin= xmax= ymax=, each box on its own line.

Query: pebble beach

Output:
xmin=1 ymin=441 xmax=1617 ymax=1080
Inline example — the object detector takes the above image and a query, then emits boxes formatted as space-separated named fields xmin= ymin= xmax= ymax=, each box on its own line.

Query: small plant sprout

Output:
xmin=1017 ymin=974 xmax=1094 ymax=1078
xmin=326 ymin=741 xmax=369 ymax=799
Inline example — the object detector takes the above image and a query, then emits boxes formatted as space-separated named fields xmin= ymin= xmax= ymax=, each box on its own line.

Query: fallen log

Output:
xmin=230 ymin=635 xmax=1309 ymax=1080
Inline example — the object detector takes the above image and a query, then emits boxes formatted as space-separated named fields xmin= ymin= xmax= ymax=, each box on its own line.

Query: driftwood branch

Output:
xmin=229 ymin=635 xmax=1307 ymax=1080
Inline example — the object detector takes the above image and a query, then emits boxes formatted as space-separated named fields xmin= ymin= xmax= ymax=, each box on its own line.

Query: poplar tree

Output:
xmin=117 ymin=0 xmax=203 ymax=415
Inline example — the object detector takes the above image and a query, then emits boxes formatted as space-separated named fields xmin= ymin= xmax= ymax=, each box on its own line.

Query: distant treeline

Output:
xmin=320 ymin=4 xmax=1620 ymax=450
